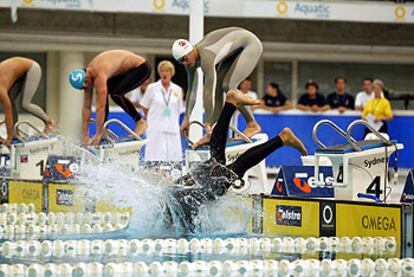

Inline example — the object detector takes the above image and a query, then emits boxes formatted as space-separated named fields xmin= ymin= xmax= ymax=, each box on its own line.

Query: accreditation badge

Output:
xmin=162 ymin=107 xmax=172 ymax=117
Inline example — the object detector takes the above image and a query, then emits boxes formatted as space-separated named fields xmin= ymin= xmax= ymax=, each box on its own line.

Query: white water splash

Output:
xmin=53 ymin=138 xmax=253 ymax=237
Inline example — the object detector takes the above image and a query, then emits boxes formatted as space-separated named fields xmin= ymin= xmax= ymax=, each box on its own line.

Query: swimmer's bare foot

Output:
xmin=135 ymin=119 xmax=147 ymax=136
xmin=226 ymin=89 xmax=261 ymax=107
xmin=191 ymin=122 xmax=212 ymax=148
xmin=279 ymin=127 xmax=308 ymax=156
xmin=234 ymin=122 xmax=262 ymax=141
xmin=242 ymin=121 xmax=261 ymax=138
xmin=43 ymin=120 xmax=56 ymax=134
xmin=191 ymin=133 xmax=211 ymax=149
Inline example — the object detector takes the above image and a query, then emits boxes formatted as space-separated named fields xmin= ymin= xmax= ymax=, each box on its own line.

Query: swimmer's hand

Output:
xmin=0 ymin=136 xmax=11 ymax=146
xmin=158 ymin=169 xmax=174 ymax=183
xmin=191 ymin=123 xmax=212 ymax=149
xmin=180 ymin=116 xmax=190 ymax=136
xmin=4 ymin=136 xmax=12 ymax=146
xmin=90 ymin=133 xmax=103 ymax=146
xmin=82 ymin=135 xmax=91 ymax=146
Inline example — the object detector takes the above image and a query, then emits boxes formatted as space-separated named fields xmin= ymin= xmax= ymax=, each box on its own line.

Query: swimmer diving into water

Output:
xmin=69 ymin=50 xmax=150 ymax=145
xmin=0 ymin=57 xmax=55 ymax=144
xmin=165 ymin=90 xmax=307 ymax=233
xmin=172 ymin=27 xmax=263 ymax=148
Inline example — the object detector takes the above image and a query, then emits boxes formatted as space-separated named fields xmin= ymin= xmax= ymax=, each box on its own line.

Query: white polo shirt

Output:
xmin=355 ymin=91 xmax=378 ymax=109
xmin=127 ymin=87 xmax=145 ymax=104
xmin=247 ymin=90 xmax=258 ymax=99
xmin=140 ymin=80 xmax=183 ymax=134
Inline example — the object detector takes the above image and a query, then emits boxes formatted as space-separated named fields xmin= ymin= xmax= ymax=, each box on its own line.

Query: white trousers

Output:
xmin=145 ymin=130 xmax=183 ymax=162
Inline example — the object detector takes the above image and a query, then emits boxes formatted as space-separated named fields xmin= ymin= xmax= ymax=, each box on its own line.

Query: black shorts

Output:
xmin=104 ymin=62 xmax=151 ymax=122
xmin=107 ymin=62 xmax=151 ymax=96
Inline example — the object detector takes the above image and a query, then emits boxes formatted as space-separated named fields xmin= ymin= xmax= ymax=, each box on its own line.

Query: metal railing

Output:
xmin=346 ymin=119 xmax=392 ymax=151
xmin=13 ymin=121 xmax=47 ymax=143
xmin=102 ymin=119 xmax=143 ymax=145
xmin=185 ymin=121 xmax=252 ymax=147
xmin=312 ymin=119 xmax=357 ymax=149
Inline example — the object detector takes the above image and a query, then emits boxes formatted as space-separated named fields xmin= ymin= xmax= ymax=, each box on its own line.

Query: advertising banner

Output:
xmin=271 ymin=166 xmax=334 ymax=198
xmin=336 ymin=202 xmax=401 ymax=255
xmin=8 ymin=181 xmax=43 ymax=212
xmin=48 ymin=183 xmax=87 ymax=212
xmin=7 ymin=0 xmax=414 ymax=24
xmin=263 ymin=198 xmax=320 ymax=237
xmin=261 ymin=196 xmax=402 ymax=257
xmin=401 ymin=170 xmax=414 ymax=203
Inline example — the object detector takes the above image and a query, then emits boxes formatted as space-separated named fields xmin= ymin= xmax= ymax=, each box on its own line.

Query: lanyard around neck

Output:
xmin=161 ymin=86 xmax=172 ymax=107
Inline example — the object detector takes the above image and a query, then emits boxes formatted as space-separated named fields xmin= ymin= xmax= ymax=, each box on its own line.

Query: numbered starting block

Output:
xmin=0 ymin=121 xmax=58 ymax=181
xmin=313 ymin=119 xmax=403 ymax=203
xmin=89 ymin=119 xmax=147 ymax=168
xmin=185 ymin=123 xmax=268 ymax=194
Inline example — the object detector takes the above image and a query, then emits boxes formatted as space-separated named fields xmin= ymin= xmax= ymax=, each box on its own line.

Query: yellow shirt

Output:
xmin=362 ymin=97 xmax=393 ymax=119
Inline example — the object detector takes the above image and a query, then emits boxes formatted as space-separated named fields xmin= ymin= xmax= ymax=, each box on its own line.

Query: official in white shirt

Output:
xmin=231 ymin=79 xmax=258 ymax=131
xmin=141 ymin=61 xmax=183 ymax=162
xmin=239 ymin=79 xmax=258 ymax=99
xmin=127 ymin=78 xmax=151 ymax=113
xmin=355 ymin=77 xmax=375 ymax=111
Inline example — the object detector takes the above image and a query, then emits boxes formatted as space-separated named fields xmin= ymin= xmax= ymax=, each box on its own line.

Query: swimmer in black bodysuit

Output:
xmin=164 ymin=90 xmax=307 ymax=233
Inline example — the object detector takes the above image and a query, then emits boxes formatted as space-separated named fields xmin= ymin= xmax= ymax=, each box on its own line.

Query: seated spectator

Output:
xmin=128 ymin=78 xmax=151 ymax=112
xmin=255 ymin=82 xmax=292 ymax=113
xmin=233 ymin=78 xmax=258 ymax=128
xmin=355 ymin=77 xmax=376 ymax=111
xmin=327 ymin=76 xmax=354 ymax=113
xmin=239 ymin=78 xmax=258 ymax=99
xmin=362 ymin=79 xmax=393 ymax=136
xmin=297 ymin=80 xmax=330 ymax=112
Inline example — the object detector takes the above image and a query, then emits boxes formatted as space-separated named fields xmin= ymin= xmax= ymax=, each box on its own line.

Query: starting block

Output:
xmin=313 ymin=119 xmax=403 ymax=203
xmin=89 ymin=119 xmax=147 ymax=168
xmin=185 ymin=122 xmax=269 ymax=194
xmin=0 ymin=121 xmax=58 ymax=181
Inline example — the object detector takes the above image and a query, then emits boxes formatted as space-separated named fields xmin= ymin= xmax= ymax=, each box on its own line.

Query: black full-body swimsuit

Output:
xmin=164 ymin=102 xmax=285 ymax=233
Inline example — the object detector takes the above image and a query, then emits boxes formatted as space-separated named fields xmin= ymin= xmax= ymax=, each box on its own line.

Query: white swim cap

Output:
xmin=172 ymin=39 xmax=193 ymax=61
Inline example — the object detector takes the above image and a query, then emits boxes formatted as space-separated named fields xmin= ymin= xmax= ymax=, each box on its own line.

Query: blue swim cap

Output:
xmin=68 ymin=69 xmax=86 ymax=90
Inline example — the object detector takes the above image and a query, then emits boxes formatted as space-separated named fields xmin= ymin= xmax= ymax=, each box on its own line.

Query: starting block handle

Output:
xmin=89 ymin=118 xmax=118 ymax=141
xmin=228 ymin=125 xmax=253 ymax=143
xmin=185 ymin=121 xmax=205 ymax=146
xmin=313 ymin=119 xmax=358 ymax=149
xmin=346 ymin=119 xmax=392 ymax=151
xmin=79 ymin=146 xmax=104 ymax=163
xmin=185 ymin=121 xmax=253 ymax=146
xmin=103 ymin=119 xmax=143 ymax=144
xmin=13 ymin=121 xmax=47 ymax=143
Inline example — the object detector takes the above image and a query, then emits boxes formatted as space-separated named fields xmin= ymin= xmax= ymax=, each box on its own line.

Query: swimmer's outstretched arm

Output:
xmin=0 ymin=89 xmax=14 ymax=144
xmin=81 ymin=88 xmax=93 ymax=145
xmin=91 ymin=76 xmax=108 ymax=145
xmin=181 ymin=67 xmax=198 ymax=134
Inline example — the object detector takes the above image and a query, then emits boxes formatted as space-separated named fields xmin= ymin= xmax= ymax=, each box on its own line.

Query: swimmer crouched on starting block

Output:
xmin=69 ymin=50 xmax=150 ymax=145
xmin=0 ymin=57 xmax=55 ymax=144
xmin=164 ymin=90 xmax=307 ymax=233
xmin=172 ymin=27 xmax=263 ymax=148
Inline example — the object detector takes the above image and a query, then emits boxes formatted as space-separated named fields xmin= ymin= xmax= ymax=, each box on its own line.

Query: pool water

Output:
xmin=0 ymin=203 xmax=408 ymax=277
xmin=0 ymin=155 xmax=411 ymax=276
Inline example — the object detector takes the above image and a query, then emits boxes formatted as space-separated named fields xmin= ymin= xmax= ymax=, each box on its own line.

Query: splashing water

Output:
xmin=55 ymin=140 xmax=254 ymax=238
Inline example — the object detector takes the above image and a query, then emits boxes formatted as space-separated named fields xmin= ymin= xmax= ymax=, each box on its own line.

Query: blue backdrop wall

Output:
xmin=91 ymin=112 xmax=414 ymax=168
